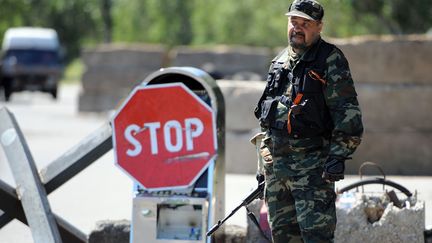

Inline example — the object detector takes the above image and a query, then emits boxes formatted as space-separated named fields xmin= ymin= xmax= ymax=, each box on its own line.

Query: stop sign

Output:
xmin=112 ymin=83 xmax=217 ymax=190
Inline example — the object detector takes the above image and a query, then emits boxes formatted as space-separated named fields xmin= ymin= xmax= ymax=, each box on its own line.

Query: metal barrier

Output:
xmin=0 ymin=107 xmax=112 ymax=243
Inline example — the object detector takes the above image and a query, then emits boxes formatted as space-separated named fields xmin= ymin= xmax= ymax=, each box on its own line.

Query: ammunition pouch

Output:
xmin=288 ymin=95 xmax=332 ymax=138
xmin=258 ymin=99 xmax=279 ymax=129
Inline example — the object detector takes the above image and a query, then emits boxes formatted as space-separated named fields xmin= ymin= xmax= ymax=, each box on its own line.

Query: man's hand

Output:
xmin=322 ymin=156 xmax=345 ymax=182
xmin=256 ymin=172 xmax=265 ymax=184
xmin=256 ymin=172 xmax=265 ymax=199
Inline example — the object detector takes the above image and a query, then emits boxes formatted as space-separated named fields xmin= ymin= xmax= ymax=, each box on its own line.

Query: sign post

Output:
xmin=112 ymin=67 xmax=225 ymax=243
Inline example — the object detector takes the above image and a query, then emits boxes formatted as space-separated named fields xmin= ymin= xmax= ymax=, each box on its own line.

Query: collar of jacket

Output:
xmin=299 ymin=37 xmax=324 ymax=62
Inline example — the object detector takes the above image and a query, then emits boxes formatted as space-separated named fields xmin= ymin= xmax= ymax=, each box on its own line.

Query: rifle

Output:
xmin=206 ymin=181 xmax=270 ymax=242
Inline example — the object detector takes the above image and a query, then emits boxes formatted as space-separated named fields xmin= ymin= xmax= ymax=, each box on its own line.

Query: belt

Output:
xmin=269 ymin=127 xmax=330 ymax=140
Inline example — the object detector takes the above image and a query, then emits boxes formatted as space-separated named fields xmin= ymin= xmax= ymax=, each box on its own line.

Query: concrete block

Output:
xmin=225 ymin=129 xmax=262 ymax=174
xmin=217 ymin=80 xmax=264 ymax=132
xmin=81 ymin=69 xmax=152 ymax=92
xmin=333 ymin=35 xmax=432 ymax=84
xmin=213 ymin=225 xmax=247 ymax=243
xmin=79 ymin=44 xmax=166 ymax=112
xmin=172 ymin=45 xmax=272 ymax=80
xmin=357 ymin=84 xmax=432 ymax=132
xmin=78 ymin=91 xmax=126 ymax=112
xmin=82 ymin=44 xmax=166 ymax=69
xmin=349 ymin=131 xmax=432 ymax=175
xmin=88 ymin=220 xmax=130 ymax=243
xmin=335 ymin=199 xmax=425 ymax=242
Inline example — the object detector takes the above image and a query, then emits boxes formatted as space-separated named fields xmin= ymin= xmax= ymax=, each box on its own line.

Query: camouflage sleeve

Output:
xmin=323 ymin=48 xmax=363 ymax=158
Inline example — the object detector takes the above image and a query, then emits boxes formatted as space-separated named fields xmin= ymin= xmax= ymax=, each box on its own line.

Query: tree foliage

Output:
xmin=0 ymin=0 xmax=431 ymax=62
xmin=111 ymin=0 xmax=432 ymax=46
xmin=0 ymin=0 xmax=100 ymax=61
xmin=350 ymin=0 xmax=432 ymax=34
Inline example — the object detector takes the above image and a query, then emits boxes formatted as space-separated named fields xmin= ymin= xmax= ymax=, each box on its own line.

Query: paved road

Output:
xmin=0 ymin=84 xmax=430 ymax=242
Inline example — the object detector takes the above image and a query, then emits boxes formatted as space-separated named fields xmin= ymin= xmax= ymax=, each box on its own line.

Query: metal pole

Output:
xmin=0 ymin=107 xmax=62 ymax=243
xmin=39 ymin=123 xmax=113 ymax=194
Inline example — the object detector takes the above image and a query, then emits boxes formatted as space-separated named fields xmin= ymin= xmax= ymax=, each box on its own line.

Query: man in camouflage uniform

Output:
xmin=254 ymin=0 xmax=363 ymax=242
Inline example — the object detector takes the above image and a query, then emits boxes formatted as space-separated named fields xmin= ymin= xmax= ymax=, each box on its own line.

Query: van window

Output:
xmin=4 ymin=49 xmax=60 ymax=65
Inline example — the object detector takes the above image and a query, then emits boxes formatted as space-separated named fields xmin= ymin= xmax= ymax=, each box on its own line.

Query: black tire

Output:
xmin=50 ymin=86 xmax=58 ymax=99
xmin=3 ymin=78 xmax=12 ymax=101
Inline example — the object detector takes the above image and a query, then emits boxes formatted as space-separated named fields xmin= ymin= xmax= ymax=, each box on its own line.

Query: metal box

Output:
xmin=132 ymin=195 xmax=209 ymax=243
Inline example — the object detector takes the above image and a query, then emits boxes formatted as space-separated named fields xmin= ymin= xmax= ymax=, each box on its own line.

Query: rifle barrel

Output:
xmin=206 ymin=221 xmax=221 ymax=236
xmin=206 ymin=181 xmax=265 ymax=236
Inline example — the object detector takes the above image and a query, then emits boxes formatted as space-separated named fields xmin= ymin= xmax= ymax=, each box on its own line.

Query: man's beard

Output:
xmin=289 ymin=32 xmax=307 ymax=51
xmin=289 ymin=32 xmax=320 ymax=52
xmin=290 ymin=38 xmax=307 ymax=51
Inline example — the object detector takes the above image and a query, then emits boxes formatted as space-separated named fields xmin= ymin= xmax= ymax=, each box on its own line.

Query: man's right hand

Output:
xmin=256 ymin=173 xmax=265 ymax=199
xmin=322 ymin=156 xmax=345 ymax=182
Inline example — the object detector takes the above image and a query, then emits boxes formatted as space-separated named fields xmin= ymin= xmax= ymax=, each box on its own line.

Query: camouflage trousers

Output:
xmin=261 ymin=134 xmax=336 ymax=243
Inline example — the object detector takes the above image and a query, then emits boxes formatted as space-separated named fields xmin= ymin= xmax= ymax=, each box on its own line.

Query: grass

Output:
xmin=61 ymin=58 xmax=84 ymax=84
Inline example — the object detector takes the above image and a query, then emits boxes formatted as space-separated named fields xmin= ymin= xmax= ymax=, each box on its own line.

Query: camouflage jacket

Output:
xmin=260 ymin=37 xmax=363 ymax=158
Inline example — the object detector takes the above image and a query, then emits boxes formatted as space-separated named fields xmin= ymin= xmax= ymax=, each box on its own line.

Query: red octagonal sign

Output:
xmin=112 ymin=83 xmax=217 ymax=191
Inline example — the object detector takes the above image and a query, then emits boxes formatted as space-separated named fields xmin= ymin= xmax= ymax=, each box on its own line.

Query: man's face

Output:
xmin=288 ymin=16 xmax=322 ymax=52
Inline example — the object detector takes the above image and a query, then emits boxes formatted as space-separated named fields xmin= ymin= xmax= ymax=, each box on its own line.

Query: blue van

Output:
xmin=1 ymin=27 xmax=63 ymax=101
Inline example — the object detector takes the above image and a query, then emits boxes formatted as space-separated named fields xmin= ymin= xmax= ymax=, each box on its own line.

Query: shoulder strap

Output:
xmin=254 ymin=48 xmax=289 ymax=119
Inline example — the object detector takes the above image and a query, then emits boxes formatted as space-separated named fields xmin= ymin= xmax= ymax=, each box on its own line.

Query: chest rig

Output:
xmin=255 ymin=39 xmax=335 ymax=138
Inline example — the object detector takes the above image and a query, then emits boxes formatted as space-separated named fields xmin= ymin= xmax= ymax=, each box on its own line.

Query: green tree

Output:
xmin=42 ymin=0 xmax=101 ymax=61
xmin=101 ymin=0 xmax=113 ymax=43
xmin=2 ymin=0 xmax=431 ymax=62
xmin=349 ymin=0 xmax=432 ymax=34
xmin=191 ymin=0 xmax=284 ymax=47
xmin=0 ymin=0 xmax=102 ymax=62
xmin=113 ymin=0 xmax=193 ymax=46
xmin=111 ymin=0 xmax=432 ymax=48
xmin=0 ymin=0 xmax=27 ymax=35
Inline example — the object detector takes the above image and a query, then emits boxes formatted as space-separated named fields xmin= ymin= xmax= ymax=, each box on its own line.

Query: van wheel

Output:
xmin=4 ymin=88 xmax=12 ymax=101
xmin=50 ymin=86 xmax=58 ymax=99
xmin=3 ymin=78 xmax=12 ymax=101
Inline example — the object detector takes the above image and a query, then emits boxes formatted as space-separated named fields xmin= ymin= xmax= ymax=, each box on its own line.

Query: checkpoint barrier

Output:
xmin=111 ymin=67 xmax=225 ymax=243
xmin=0 ymin=67 xmax=224 ymax=243
xmin=0 ymin=107 xmax=110 ymax=243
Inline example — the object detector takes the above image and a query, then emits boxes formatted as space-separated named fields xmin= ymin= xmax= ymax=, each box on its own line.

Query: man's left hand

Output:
xmin=322 ymin=156 xmax=345 ymax=182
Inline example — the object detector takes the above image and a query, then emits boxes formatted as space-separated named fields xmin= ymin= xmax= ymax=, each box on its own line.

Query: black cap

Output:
xmin=285 ymin=0 xmax=324 ymax=21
